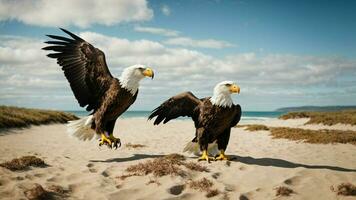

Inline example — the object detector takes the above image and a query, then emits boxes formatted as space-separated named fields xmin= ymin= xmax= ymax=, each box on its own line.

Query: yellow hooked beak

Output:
xmin=143 ymin=67 xmax=154 ymax=79
xmin=230 ymin=84 xmax=240 ymax=94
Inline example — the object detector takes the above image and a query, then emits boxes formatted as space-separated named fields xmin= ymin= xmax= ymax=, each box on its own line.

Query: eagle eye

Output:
xmin=225 ymin=83 xmax=232 ymax=87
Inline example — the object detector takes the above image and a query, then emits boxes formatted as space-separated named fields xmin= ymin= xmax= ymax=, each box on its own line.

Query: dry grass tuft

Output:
xmin=237 ymin=124 xmax=269 ymax=131
xmin=279 ymin=110 xmax=356 ymax=126
xmin=189 ymin=177 xmax=213 ymax=191
xmin=0 ymin=156 xmax=47 ymax=171
xmin=23 ymin=183 xmax=70 ymax=200
xmin=0 ymin=105 xmax=78 ymax=129
xmin=47 ymin=185 xmax=70 ymax=195
xmin=163 ymin=153 xmax=186 ymax=162
xmin=24 ymin=183 xmax=49 ymax=200
xmin=183 ymin=161 xmax=209 ymax=172
xmin=206 ymin=189 xmax=220 ymax=198
xmin=122 ymin=153 xmax=208 ymax=179
xmin=331 ymin=183 xmax=356 ymax=196
xmin=275 ymin=186 xmax=294 ymax=196
xmin=189 ymin=178 xmax=220 ymax=198
xmin=125 ymin=154 xmax=186 ymax=177
xmin=270 ymin=127 xmax=356 ymax=145
xmin=125 ymin=143 xmax=147 ymax=149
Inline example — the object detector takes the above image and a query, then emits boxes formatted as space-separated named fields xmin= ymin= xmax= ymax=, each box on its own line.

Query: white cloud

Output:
xmin=0 ymin=33 xmax=355 ymax=111
xmin=164 ymin=37 xmax=234 ymax=49
xmin=134 ymin=26 xmax=180 ymax=37
xmin=161 ymin=4 xmax=171 ymax=16
xmin=0 ymin=0 xmax=153 ymax=28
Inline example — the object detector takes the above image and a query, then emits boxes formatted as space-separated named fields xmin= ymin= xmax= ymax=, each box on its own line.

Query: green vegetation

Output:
xmin=0 ymin=156 xmax=47 ymax=171
xmin=0 ymin=106 xmax=79 ymax=129
xmin=279 ymin=110 xmax=356 ymax=126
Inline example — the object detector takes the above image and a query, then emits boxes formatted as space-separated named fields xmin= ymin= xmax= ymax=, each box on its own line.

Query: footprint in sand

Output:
xmin=283 ymin=176 xmax=302 ymax=186
xmin=0 ymin=179 xmax=9 ymax=186
xmin=224 ymin=184 xmax=235 ymax=192
xmin=86 ymin=163 xmax=97 ymax=173
xmin=211 ymin=172 xmax=221 ymax=179
xmin=239 ymin=194 xmax=249 ymax=200
xmin=101 ymin=170 xmax=110 ymax=177
xmin=168 ymin=184 xmax=185 ymax=195
xmin=33 ymin=173 xmax=46 ymax=178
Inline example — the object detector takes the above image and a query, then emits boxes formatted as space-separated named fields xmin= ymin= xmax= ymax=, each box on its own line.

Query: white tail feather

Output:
xmin=67 ymin=115 xmax=97 ymax=141
xmin=183 ymin=141 xmax=219 ymax=156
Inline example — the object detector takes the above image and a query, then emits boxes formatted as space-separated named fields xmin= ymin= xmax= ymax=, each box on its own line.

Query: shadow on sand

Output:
xmin=89 ymin=154 xmax=162 ymax=163
xmin=230 ymin=155 xmax=356 ymax=172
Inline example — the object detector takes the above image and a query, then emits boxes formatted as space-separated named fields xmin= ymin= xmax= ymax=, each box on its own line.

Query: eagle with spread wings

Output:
xmin=43 ymin=28 xmax=154 ymax=149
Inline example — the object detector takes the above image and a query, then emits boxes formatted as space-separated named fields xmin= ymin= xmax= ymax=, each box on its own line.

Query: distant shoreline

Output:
xmin=276 ymin=105 xmax=356 ymax=112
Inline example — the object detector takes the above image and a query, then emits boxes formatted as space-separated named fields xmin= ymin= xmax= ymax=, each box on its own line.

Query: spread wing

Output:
xmin=231 ymin=104 xmax=242 ymax=127
xmin=148 ymin=92 xmax=201 ymax=125
xmin=43 ymin=28 xmax=113 ymax=111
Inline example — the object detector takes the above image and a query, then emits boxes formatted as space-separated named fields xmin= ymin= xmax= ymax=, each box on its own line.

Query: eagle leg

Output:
xmin=198 ymin=150 xmax=214 ymax=163
xmin=214 ymin=150 xmax=229 ymax=161
xmin=109 ymin=133 xmax=121 ymax=149
xmin=99 ymin=133 xmax=112 ymax=148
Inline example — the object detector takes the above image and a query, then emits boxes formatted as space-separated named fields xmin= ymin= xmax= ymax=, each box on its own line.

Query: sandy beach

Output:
xmin=0 ymin=118 xmax=355 ymax=200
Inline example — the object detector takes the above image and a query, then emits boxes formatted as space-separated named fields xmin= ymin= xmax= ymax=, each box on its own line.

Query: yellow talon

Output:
xmin=99 ymin=133 xmax=112 ymax=147
xmin=215 ymin=150 xmax=229 ymax=161
xmin=198 ymin=150 xmax=213 ymax=162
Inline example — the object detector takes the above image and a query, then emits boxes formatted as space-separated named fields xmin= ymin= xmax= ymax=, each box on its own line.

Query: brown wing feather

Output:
xmin=148 ymin=92 xmax=201 ymax=125
xmin=230 ymin=104 xmax=242 ymax=127
xmin=43 ymin=28 xmax=113 ymax=111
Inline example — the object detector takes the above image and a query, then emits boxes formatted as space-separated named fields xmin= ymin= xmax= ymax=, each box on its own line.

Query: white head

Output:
xmin=210 ymin=81 xmax=240 ymax=108
xmin=119 ymin=64 xmax=154 ymax=94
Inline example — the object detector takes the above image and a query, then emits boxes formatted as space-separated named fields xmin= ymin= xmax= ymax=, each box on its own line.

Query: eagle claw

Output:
xmin=197 ymin=150 xmax=213 ymax=163
xmin=98 ymin=133 xmax=121 ymax=150
xmin=109 ymin=135 xmax=121 ymax=150
xmin=112 ymin=139 xmax=121 ymax=149
xmin=214 ymin=150 xmax=229 ymax=161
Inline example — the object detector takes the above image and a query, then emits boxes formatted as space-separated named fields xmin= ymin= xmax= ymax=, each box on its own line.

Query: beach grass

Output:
xmin=0 ymin=106 xmax=78 ymax=129
xmin=279 ymin=110 xmax=356 ymax=125
xmin=269 ymin=127 xmax=356 ymax=145
xmin=237 ymin=123 xmax=356 ymax=145
xmin=188 ymin=178 xmax=220 ymax=198
xmin=275 ymin=186 xmax=294 ymax=196
xmin=125 ymin=143 xmax=147 ymax=149
xmin=331 ymin=183 xmax=356 ymax=196
xmin=0 ymin=156 xmax=47 ymax=171
xmin=237 ymin=124 xmax=269 ymax=131
xmin=118 ymin=153 xmax=208 ymax=180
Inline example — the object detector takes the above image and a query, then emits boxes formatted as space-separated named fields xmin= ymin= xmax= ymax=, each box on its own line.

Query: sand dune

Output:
xmin=0 ymin=118 xmax=355 ymax=199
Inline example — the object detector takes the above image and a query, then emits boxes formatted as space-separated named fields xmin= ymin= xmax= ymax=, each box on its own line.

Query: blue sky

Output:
xmin=0 ymin=0 xmax=355 ymax=111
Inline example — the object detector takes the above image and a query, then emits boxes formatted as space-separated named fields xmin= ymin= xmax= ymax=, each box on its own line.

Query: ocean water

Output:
xmin=66 ymin=110 xmax=285 ymax=122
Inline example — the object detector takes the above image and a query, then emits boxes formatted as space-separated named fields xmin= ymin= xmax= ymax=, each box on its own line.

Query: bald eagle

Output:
xmin=43 ymin=28 xmax=154 ymax=149
xmin=148 ymin=81 xmax=241 ymax=162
